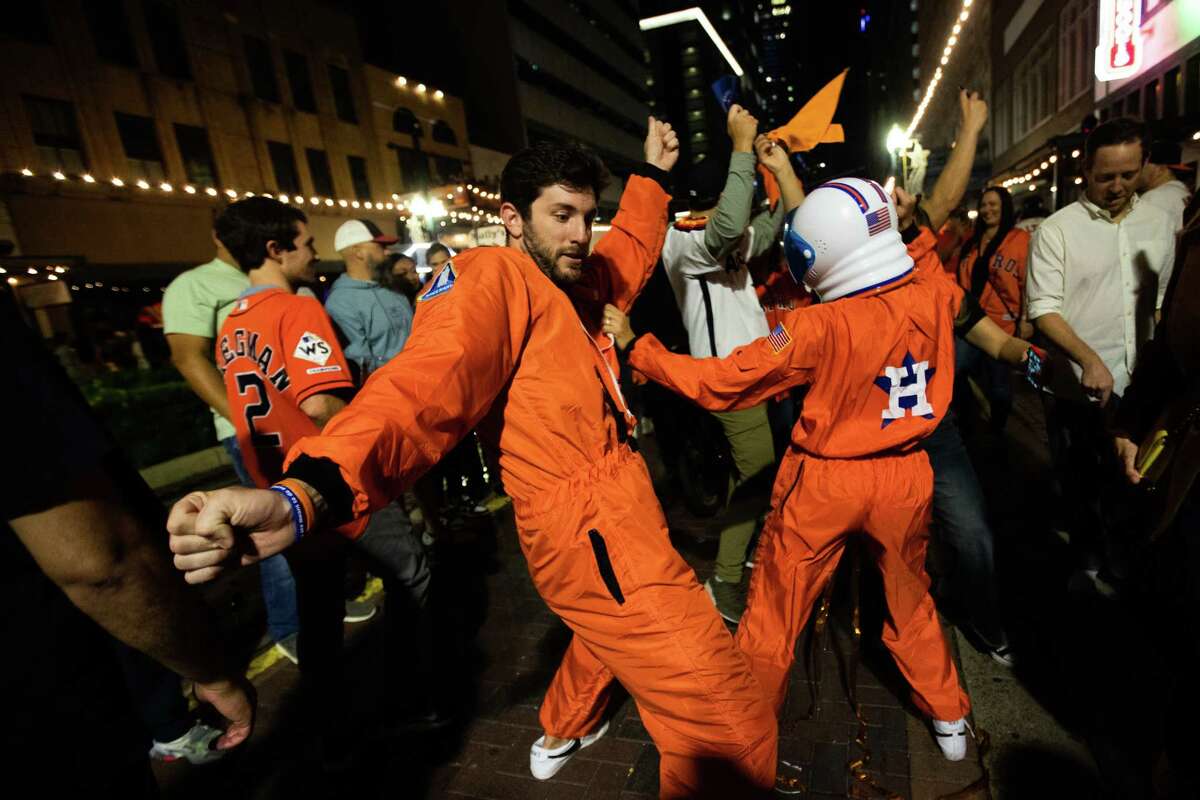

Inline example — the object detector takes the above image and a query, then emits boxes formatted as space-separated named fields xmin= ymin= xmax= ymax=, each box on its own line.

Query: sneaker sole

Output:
xmin=704 ymin=580 xmax=743 ymax=625
xmin=530 ymin=721 xmax=609 ymax=780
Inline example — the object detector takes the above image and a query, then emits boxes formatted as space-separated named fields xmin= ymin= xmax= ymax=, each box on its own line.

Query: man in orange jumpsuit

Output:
xmin=602 ymin=177 xmax=1040 ymax=761
xmin=166 ymin=121 xmax=784 ymax=798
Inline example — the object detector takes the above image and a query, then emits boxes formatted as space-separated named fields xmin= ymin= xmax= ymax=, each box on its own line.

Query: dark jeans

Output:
xmin=955 ymin=337 xmax=1014 ymax=431
xmin=288 ymin=500 xmax=437 ymax=727
xmin=223 ymin=436 xmax=300 ymax=642
xmin=922 ymin=410 xmax=1007 ymax=648
xmin=1042 ymin=394 xmax=1131 ymax=575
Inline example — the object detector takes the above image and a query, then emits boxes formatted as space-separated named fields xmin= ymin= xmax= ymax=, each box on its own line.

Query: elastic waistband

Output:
xmin=515 ymin=446 xmax=643 ymax=517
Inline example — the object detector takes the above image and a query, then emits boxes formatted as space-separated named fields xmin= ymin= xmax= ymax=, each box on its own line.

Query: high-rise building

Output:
xmin=368 ymin=0 xmax=651 ymax=210
xmin=641 ymin=3 xmax=758 ymax=170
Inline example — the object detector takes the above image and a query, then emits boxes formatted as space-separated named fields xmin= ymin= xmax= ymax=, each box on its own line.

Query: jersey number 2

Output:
xmin=235 ymin=372 xmax=283 ymax=449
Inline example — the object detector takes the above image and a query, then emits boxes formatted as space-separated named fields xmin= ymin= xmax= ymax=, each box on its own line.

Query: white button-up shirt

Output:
xmin=1026 ymin=193 xmax=1175 ymax=399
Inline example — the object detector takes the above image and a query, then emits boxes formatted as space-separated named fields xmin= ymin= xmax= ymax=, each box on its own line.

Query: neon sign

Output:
xmin=1095 ymin=0 xmax=1144 ymax=81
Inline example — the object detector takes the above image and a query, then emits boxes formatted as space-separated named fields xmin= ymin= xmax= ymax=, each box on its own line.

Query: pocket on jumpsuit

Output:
xmin=587 ymin=529 xmax=625 ymax=605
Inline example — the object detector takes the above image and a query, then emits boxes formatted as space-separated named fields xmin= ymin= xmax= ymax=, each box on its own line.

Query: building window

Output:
xmin=24 ymin=95 xmax=87 ymax=173
xmin=173 ymin=123 xmax=218 ymax=186
xmin=393 ymin=107 xmax=421 ymax=137
xmin=394 ymin=147 xmax=429 ymax=191
xmin=1144 ymin=78 xmax=1160 ymax=121
xmin=284 ymin=51 xmax=316 ymax=113
xmin=432 ymin=156 xmax=464 ymax=184
xmin=1013 ymin=29 xmax=1055 ymax=139
xmin=347 ymin=155 xmax=370 ymax=199
xmin=1187 ymin=55 xmax=1200 ymax=116
xmin=115 ymin=112 xmax=165 ymax=182
xmin=84 ymin=2 xmax=137 ymax=67
xmin=306 ymin=148 xmax=334 ymax=196
xmin=245 ymin=37 xmax=279 ymax=102
xmin=328 ymin=65 xmax=357 ymax=123
xmin=144 ymin=1 xmax=191 ymax=80
xmin=267 ymin=141 xmax=300 ymax=194
xmin=993 ymin=80 xmax=1011 ymax=155
xmin=1164 ymin=66 xmax=1181 ymax=119
xmin=1057 ymin=0 xmax=1095 ymax=109
xmin=431 ymin=120 xmax=457 ymax=146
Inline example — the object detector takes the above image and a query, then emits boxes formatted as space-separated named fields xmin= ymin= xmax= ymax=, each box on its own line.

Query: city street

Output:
xmin=143 ymin=382 xmax=1168 ymax=800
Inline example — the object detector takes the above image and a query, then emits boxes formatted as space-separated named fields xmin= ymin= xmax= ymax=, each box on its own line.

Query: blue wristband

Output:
xmin=270 ymin=484 xmax=307 ymax=543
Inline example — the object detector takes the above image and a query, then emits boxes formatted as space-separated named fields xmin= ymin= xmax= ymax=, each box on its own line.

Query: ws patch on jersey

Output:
xmin=419 ymin=262 xmax=456 ymax=302
xmin=293 ymin=331 xmax=332 ymax=365
xmin=767 ymin=323 xmax=792 ymax=354
xmin=873 ymin=352 xmax=936 ymax=428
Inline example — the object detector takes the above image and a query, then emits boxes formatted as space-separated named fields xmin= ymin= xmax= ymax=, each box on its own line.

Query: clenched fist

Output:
xmin=644 ymin=116 xmax=680 ymax=172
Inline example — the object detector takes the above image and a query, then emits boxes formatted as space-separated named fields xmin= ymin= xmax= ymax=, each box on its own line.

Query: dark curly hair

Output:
xmin=501 ymin=140 xmax=611 ymax=221
xmin=1085 ymin=116 xmax=1149 ymax=167
xmin=215 ymin=197 xmax=307 ymax=273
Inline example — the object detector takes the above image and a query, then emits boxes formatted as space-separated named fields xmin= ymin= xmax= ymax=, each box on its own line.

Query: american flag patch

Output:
xmin=865 ymin=207 xmax=891 ymax=236
xmin=767 ymin=323 xmax=792 ymax=353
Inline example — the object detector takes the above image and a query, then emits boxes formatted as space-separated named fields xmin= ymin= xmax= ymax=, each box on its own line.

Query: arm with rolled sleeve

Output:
xmin=283 ymin=253 xmax=531 ymax=522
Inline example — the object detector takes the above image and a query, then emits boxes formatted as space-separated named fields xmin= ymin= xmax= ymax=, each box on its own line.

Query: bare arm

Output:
xmin=11 ymin=469 xmax=254 ymax=747
xmin=300 ymin=393 xmax=348 ymax=430
xmin=963 ymin=315 xmax=1031 ymax=365
xmin=167 ymin=333 xmax=232 ymax=421
xmin=923 ymin=90 xmax=988 ymax=230
xmin=1035 ymin=312 xmax=1114 ymax=405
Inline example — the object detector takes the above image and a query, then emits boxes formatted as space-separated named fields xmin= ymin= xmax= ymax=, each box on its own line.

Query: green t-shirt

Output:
xmin=162 ymin=258 xmax=250 ymax=442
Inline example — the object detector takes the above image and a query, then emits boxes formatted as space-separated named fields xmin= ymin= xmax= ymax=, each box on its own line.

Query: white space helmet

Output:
xmin=783 ymin=177 xmax=913 ymax=302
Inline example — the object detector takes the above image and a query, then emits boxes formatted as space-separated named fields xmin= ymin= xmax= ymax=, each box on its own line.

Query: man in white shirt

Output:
xmin=1026 ymin=117 xmax=1176 ymax=588
xmin=1138 ymin=142 xmax=1193 ymax=233
xmin=660 ymin=104 xmax=805 ymax=622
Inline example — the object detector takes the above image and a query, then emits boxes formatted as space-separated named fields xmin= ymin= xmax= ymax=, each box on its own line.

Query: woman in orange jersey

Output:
xmin=954 ymin=186 xmax=1031 ymax=432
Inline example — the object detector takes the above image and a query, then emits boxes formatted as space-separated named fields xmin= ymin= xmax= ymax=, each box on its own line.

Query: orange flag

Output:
xmin=760 ymin=69 xmax=848 ymax=207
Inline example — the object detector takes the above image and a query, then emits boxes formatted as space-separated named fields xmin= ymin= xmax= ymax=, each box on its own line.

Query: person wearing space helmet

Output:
xmin=602 ymin=174 xmax=1043 ymax=762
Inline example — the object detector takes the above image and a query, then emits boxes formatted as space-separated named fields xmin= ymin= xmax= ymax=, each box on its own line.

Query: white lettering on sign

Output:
xmin=1095 ymin=0 xmax=1143 ymax=81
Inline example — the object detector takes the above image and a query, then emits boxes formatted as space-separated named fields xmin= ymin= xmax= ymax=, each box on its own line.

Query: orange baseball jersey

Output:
xmin=217 ymin=288 xmax=354 ymax=488
xmin=756 ymin=259 xmax=815 ymax=331
xmin=630 ymin=229 xmax=966 ymax=458
xmin=956 ymin=227 xmax=1030 ymax=335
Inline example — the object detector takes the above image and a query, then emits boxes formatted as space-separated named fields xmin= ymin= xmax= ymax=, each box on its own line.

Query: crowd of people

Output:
xmin=6 ymin=71 xmax=1198 ymax=800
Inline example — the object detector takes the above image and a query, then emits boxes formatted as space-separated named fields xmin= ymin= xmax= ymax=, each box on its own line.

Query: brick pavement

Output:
xmin=154 ymin=480 xmax=984 ymax=799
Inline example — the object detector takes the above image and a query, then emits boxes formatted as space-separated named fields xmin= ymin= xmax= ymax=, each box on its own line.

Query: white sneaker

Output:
xmin=932 ymin=718 xmax=969 ymax=761
xmin=529 ymin=721 xmax=609 ymax=780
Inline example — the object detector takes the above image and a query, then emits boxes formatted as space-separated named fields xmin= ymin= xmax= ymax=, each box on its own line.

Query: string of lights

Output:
xmin=7 ymin=167 xmax=504 ymax=225
xmin=904 ymin=0 xmax=975 ymax=140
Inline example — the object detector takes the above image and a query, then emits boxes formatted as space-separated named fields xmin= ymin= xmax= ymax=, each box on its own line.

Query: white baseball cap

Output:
xmin=334 ymin=218 xmax=399 ymax=252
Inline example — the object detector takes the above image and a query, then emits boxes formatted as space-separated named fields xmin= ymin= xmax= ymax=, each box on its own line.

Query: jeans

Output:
xmin=222 ymin=436 xmax=299 ymax=642
xmin=1041 ymin=394 xmax=1131 ymax=575
xmin=955 ymin=337 xmax=1014 ymax=431
xmin=921 ymin=411 xmax=1007 ymax=648
xmin=288 ymin=500 xmax=437 ymax=726
xmin=355 ymin=501 xmax=436 ymax=701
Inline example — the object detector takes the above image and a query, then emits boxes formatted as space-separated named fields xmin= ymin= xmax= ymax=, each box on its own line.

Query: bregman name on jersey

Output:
xmin=218 ymin=328 xmax=291 ymax=391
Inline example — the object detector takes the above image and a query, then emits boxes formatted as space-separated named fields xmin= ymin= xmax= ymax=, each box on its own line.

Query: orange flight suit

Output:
xmin=285 ymin=175 xmax=777 ymax=798
xmin=627 ymin=228 xmax=972 ymax=723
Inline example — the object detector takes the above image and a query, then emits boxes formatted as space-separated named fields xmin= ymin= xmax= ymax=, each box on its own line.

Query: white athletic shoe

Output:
xmin=932 ymin=718 xmax=969 ymax=761
xmin=529 ymin=721 xmax=610 ymax=780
